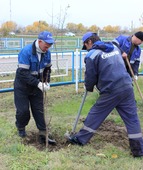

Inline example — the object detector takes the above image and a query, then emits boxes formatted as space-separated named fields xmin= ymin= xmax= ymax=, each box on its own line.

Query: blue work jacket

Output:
xmin=84 ymin=41 xmax=132 ymax=93
xmin=114 ymin=35 xmax=141 ymax=75
xmin=14 ymin=41 xmax=51 ymax=89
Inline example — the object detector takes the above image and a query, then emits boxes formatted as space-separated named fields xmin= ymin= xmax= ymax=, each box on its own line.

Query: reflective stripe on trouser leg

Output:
xmin=74 ymin=87 xmax=143 ymax=146
xmin=116 ymin=88 xmax=142 ymax=135
xmin=116 ymin=88 xmax=143 ymax=156
xmin=74 ymin=92 xmax=121 ymax=145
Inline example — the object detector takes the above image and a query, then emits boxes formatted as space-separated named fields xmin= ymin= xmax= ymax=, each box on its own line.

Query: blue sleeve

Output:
xmin=18 ymin=48 xmax=31 ymax=68
xmin=17 ymin=46 xmax=39 ymax=86
xmin=16 ymin=68 xmax=39 ymax=86
xmin=131 ymin=61 xmax=140 ymax=75
xmin=115 ymin=35 xmax=125 ymax=47
xmin=130 ymin=47 xmax=141 ymax=75
xmin=42 ymin=52 xmax=52 ymax=82
xmin=84 ymin=57 xmax=97 ymax=92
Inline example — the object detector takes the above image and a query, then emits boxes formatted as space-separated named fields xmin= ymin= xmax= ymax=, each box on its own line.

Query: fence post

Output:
xmin=75 ymin=49 xmax=79 ymax=93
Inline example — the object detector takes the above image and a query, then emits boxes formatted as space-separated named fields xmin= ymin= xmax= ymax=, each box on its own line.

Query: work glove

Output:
xmin=84 ymin=84 xmax=93 ymax=92
xmin=134 ymin=75 xmax=138 ymax=81
xmin=38 ymin=82 xmax=50 ymax=92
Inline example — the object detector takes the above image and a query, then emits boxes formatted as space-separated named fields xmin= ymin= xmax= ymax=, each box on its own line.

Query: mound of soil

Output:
xmin=95 ymin=120 xmax=129 ymax=149
xmin=22 ymin=120 xmax=129 ymax=151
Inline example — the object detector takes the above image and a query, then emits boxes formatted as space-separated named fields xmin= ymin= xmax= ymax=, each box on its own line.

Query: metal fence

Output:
xmin=0 ymin=50 xmax=87 ymax=93
xmin=1 ymin=37 xmax=142 ymax=55
xmin=1 ymin=36 xmax=143 ymax=93
xmin=0 ymin=38 xmax=82 ymax=54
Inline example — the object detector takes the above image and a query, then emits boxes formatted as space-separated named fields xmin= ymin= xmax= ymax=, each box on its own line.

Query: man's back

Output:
xmin=85 ymin=42 xmax=132 ymax=94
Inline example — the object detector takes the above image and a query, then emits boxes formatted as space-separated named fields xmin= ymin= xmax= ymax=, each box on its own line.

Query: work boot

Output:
xmin=129 ymin=139 xmax=143 ymax=158
xmin=18 ymin=129 xmax=27 ymax=138
xmin=39 ymin=130 xmax=56 ymax=145
xmin=68 ymin=136 xmax=83 ymax=146
xmin=38 ymin=135 xmax=56 ymax=145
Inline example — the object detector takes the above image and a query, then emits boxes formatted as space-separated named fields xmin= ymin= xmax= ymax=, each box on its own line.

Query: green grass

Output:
xmin=0 ymin=82 xmax=143 ymax=170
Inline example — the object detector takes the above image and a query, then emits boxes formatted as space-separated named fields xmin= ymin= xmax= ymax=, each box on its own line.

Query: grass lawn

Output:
xmin=0 ymin=80 xmax=143 ymax=170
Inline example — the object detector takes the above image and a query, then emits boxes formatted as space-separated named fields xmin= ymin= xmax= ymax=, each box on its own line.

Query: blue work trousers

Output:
xmin=75 ymin=86 xmax=143 ymax=156
xmin=14 ymin=87 xmax=46 ymax=131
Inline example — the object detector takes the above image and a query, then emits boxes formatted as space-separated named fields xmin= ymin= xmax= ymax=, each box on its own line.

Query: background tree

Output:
xmin=56 ymin=4 xmax=70 ymax=36
xmin=76 ymin=23 xmax=86 ymax=33
xmin=103 ymin=25 xmax=114 ymax=33
xmin=112 ymin=26 xmax=121 ymax=33
xmin=66 ymin=23 xmax=87 ymax=34
xmin=25 ymin=21 xmax=49 ymax=33
xmin=0 ymin=19 xmax=143 ymax=36
xmin=66 ymin=22 xmax=77 ymax=32
xmin=88 ymin=25 xmax=101 ymax=34
xmin=0 ymin=21 xmax=17 ymax=36
xmin=103 ymin=25 xmax=121 ymax=33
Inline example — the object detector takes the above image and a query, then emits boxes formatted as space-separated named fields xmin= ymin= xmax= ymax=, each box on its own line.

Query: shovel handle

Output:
xmin=71 ymin=90 xmax=87 ymax=133
xmin=125 ymin=57 xmax=143 ymax=101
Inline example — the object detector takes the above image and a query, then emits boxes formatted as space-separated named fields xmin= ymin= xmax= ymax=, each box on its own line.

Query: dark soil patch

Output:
xmin=22 ymin=120 xmax=129 ymax=151
xmin=22 ymin=132 xmax=67 ymax=152
xmin=95 ymin=120 xmax=129 ymax=149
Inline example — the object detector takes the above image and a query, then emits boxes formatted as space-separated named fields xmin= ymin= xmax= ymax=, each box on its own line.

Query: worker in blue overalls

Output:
xmin=14 ymin=31 xmax=56 ymax=145
xmin=113 ymin=31 xmax=143 ymax=80
xmin=68 ymin=32 xmax=143 ymax=157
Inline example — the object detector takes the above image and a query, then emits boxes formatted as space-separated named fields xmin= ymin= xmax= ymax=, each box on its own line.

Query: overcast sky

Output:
xmin=0 ymin=0 xmax=143 ymax=29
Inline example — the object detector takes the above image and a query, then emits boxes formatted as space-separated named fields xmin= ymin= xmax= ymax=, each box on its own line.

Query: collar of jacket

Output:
xmin=127 ymin=36 xmax=132 ymax=42
xmin=32 ymin=40 xmax=37 ymax=55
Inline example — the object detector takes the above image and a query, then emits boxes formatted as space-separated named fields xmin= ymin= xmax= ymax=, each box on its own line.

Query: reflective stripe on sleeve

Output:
xmin=90 ymin=50 xmax=101 ymax=60
xmin=136 ymin=58 xmax=140 ymax=61
xmin=130 ymin=60 xmax=135 ymax=64
xmin=46 ymin=63 xmax=52 ymax=67
xmin=128 ymin=133 xmax=142 ymax=139
xmin=130 ymin=58 xmax=140 ymax=63
xmin=18 ymin=64 xmax=30 ymax=69
xmin=82 ymin=125 xmax=96 ymax=133
xmin=39 ymin=68 xmax=44 ymax=73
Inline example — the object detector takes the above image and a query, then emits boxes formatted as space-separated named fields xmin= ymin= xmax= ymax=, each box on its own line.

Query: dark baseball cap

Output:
xmin=82 ymin=32 xmax=99 ymax=50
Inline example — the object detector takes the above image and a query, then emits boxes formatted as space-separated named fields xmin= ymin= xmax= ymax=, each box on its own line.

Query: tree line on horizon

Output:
xmin=0 ymin=20 xmax=143 ymax=37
